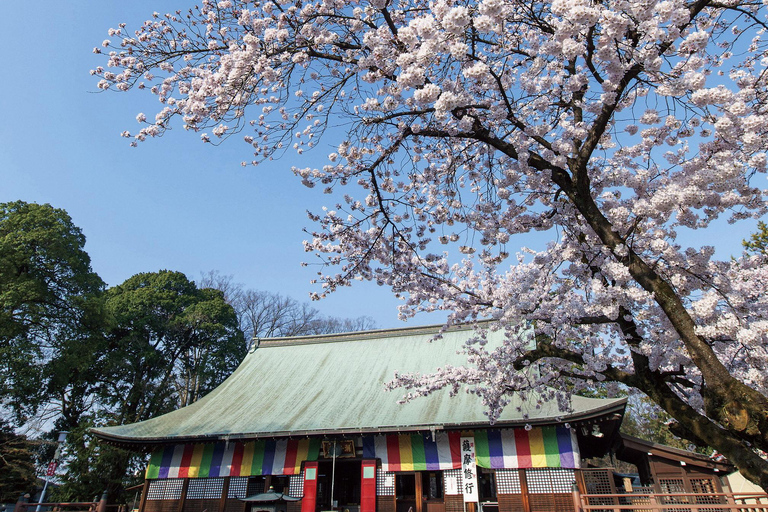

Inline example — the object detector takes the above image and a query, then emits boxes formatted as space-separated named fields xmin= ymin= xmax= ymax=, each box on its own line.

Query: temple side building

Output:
xmin=92 ymin=323 xmax=735 ymax=512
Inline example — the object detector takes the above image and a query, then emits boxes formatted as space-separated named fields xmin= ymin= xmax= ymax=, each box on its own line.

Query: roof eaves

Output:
xmin=619 ymin=433 xmax=734 ymax=471
xmin=91 ymin=397 xmax=627 ymax=449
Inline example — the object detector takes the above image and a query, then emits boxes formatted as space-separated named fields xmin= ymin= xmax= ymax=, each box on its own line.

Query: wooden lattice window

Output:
xmin=187 ymin=478 xmax=225 ymax=499
xmin=247 ymin=477 xmax=266 ymax=495
xmin=690 ymin=478 xmax=716 ymax=494
xmin=690 ymin=479 xmax=724 ymax=505
xmin=147 ymin=479 xmax=184 ymax=500
xmin=657 ymin=478 xmax=694 ymax=512
xmin=581 ymin=470 xmax=617 ymax=512
xmin=289 ymin=471 xmax=305 ymax=497
xmin=582 ymin=469 xmax=614 ymax=494
xmin=228 ymin=477 xmax=248 ymax=499
xmin=495 ymin=470 xmax=521 ymax=494
xmin=659 ymin=478 xmax=686 ymax=494
xmin=525 ymin=469 xmax=575 ymax=494
xmin=377 ymin=471 xmax=396 ymax=496
xmin=525 ymin=469 xmax=577 ymax=512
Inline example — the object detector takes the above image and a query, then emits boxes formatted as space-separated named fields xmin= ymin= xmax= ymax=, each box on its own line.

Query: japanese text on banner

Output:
xmin=460 ymin=436 xmax=479 ymax=503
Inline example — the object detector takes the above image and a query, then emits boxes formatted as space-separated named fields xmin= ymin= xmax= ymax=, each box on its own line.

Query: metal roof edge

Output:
xmin=91 ymin=396 xmax=627 ymax=449
xmin=255 ymin=320 xmax=494 ymax=348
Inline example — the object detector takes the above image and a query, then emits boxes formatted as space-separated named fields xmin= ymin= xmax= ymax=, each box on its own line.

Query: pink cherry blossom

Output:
xmin=94 ymin=0 xmax=768 ymax=489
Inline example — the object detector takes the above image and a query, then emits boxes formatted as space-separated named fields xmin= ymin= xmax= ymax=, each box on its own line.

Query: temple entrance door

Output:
xmin=396 ymin=473 xmax=419 ymax=512
xmin=421 ymin=472 xmax=445 ymax=512
xmin=316 ymin=460 xmax=362 ymax=512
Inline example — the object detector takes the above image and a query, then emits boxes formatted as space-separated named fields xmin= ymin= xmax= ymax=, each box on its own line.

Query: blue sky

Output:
xmin=1 ymin=0 xmax=762 ymax=330
xmin=1 ymin=0 xmax=407 ymax=327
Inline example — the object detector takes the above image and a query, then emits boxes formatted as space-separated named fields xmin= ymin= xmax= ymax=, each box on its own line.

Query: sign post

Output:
xmin=460 ymin=436 xmax=479 ymax=507
xmin=37 ymin=431 xmax=68 ymax=512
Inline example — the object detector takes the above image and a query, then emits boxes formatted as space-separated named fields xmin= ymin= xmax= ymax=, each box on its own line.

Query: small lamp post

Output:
xmin=36 ymin=431 xmax=69 ymax=512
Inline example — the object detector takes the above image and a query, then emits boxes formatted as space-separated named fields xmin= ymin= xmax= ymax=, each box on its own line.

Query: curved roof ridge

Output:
xmin=257 ymin=321 xmax=480 ymax=347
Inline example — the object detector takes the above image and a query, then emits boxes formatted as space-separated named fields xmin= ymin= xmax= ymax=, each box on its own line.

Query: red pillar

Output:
xmin=361 ymin=460 xmax=377 ymax=512
xmin=302 ymin=461 xmax=319 ymax=512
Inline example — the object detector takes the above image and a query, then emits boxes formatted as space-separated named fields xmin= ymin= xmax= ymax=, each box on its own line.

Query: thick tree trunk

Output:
xmin=630 ymin=362 xmax=768 ymax=491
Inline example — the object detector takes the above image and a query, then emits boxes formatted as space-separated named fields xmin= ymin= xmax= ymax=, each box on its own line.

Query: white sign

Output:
xmin=460 ymin=436 xmax=479 ymax=503
xmin=446 ymin=476 xmax=458 ymax=495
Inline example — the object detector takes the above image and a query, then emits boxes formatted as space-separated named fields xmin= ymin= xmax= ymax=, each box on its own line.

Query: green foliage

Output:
xmin=0 ymin=202 xmax=247 ymax=502
xmin=100 ymin=270 xmax=246 ymax=422
xmin=51 ymin=418 xmax=145 ymax=504
xmin=0 ymin=419 xmax=37 ymax=501
xmin=55 ymin=270 xmax=245 ymax=502
xmin=743 ymin=221 xmax=768 ymax=256
xmin=0 ymin=201 xmax=104 ymax=421
xmin=621 ymin=395 xmax=709 ymax=455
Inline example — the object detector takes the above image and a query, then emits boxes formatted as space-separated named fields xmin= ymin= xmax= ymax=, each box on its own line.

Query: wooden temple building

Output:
xmin=92 ymin=324 xmax=760 ymax=512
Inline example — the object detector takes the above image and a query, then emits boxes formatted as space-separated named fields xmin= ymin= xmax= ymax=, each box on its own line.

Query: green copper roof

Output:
xmin=92 ymin=323 xmax=625 ymax=446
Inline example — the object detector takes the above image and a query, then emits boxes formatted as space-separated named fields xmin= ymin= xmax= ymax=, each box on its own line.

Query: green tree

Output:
xmin=0 ymin=204 xmax=255 ymax=502
xmin=0 ymin=419 xmax=37 ymax=501
xmin=57 ymin=270 xmax=245 ymax=502
xmin=0 ymin=201 xmax=104 ymax=421
xmin=52 ymin=417 xmax=145 ymax=504
xmin=100 ymin=270 xmax=245 ymax=421
xmin=743 ymin=221 xmax=768 ymax=256
xmin=620 ymin=395 xmax=709 ymax=454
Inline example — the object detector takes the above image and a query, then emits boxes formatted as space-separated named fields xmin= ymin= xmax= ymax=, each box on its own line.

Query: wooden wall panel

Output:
xmin=223 ymin=498 xmax=246 ymax=512
xmin=497 ymin=494 xmax=523 ymax=512
xmin=528 ymin=493 xmax=572 ymax=512
xmin=145 ymin=501 xmax=181 ymax=512
xmin=377 ymin=496 xmax=396 ymax=512
xmin=183 ymin=499 xmax=221 ymax=512
xmin=651 ymin=458 xmax=685 ymax=478
xmin=444 ymin=495 xmax=464 ymax=512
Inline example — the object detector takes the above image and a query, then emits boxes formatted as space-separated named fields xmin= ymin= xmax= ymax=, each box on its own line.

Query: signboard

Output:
xmin=321 ymin=440 xmax=356 ymax=458
xmin=460 ymin=436 xmax=478 ymax=503
xmin=46 ymin=461 xmax=58 ymax=477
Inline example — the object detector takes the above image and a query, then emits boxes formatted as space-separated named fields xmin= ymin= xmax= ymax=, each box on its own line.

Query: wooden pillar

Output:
xmin=518 ymin=470 xmax=531 ymax=512
xmin=219 ymin=477 xmax=231 ymax=512
xmin=302 ymin=462 xmax=319 ymax=512
xmin=177 ymin=479 xmax=190 ymax=512
xmin=415 ymin=473 xmax=424 ymax=512
xmin=361 ymin=460 xmax=377 ymax=512
xmin=138 ymin=481 xmax=150 ymax=512
xmin=571 ymin=484 xmax=581 ymax=512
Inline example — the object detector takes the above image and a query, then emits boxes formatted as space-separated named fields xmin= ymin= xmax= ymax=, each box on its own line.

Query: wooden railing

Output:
xmin=580 ymin=492 xmax=768 ymax=512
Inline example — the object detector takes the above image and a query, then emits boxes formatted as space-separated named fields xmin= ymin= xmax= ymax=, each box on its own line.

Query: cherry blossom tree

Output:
xmin=94 ymin=0 xmax=768 ymax=487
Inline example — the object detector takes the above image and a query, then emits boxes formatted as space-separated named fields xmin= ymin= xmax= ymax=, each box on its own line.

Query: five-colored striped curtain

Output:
xmin=362 ymin=432 xmax=462 ymax=472
xmin=474 ymin=426 xmax=580 ymax=469
xmin=361 ymin=427 xmax=580 ymax=472
xmin=145 ymin=427 xmax=580 ymax=479
xmin=146 ymin=438 xmax=321 ymax=479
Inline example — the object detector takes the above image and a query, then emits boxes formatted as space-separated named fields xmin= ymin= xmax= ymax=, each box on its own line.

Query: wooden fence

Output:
xmin=580 ymin=492 xmax=768 ymax=512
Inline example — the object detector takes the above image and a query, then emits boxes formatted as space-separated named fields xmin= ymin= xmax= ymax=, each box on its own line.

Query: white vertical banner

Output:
xmin=460 ymin=436 xmax=479 ymax=503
